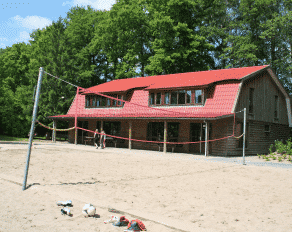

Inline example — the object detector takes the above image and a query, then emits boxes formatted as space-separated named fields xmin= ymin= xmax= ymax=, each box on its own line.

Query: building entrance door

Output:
xmin=189 ymin=123 xmax=205 ymax=154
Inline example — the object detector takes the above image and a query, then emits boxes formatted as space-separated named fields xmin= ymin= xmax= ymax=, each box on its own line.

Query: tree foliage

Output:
xmin=1 ymin=1 xmax=292 ymax=136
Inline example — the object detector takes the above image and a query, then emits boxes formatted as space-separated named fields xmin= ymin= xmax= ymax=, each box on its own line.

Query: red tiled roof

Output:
xmin=49 ymin=65 xmax=269 ymax=119
xmin=82 ymin=65 xmax=268 ymax=93
xmin=51 ymin=83 xmax=240 ymax=119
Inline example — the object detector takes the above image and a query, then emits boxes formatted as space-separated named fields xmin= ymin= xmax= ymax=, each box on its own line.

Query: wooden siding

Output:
xmin=235 ymin=71 xmax=289 ymax=125
xmin=209 ymin=118 xmax=233 ymax=156
xmin=227 ymin=120 xmax=290 ymax=156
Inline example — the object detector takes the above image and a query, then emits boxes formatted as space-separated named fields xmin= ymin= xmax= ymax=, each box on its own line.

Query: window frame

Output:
xmin=85 ymin=93 xmax=125 ymax=108
xmin=274 ymin=95 xmax=279 ymax=120
xmin=149 ymin=89 xmax=204 ymax=106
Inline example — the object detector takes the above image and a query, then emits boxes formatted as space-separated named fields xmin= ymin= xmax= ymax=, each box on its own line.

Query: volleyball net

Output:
xmin=37 ymin=70 xmax=246 ymax=146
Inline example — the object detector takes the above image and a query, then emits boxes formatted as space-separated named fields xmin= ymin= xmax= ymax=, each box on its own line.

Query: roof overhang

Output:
xmin=47 ymin=113 xmax=235 ymax=121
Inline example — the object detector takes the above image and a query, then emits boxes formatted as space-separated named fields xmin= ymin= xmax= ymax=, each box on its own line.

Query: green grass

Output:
xmin=0 ymin=135 xmax=29 ymax=141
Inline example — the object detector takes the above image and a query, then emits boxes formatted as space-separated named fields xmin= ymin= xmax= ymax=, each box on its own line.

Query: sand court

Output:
xmin=0 ymin=141 xmax=292 ymax=231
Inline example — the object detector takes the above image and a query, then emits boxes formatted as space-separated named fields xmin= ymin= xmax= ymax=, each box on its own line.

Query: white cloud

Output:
xmin=62 ymin=0 xmax=116 ymax=11
xmin=18 ymin=31 xmax=31 ymax=41
xmin=0 ymin=38 xmax=8 ymax=42
xmin=13 ymin=15 xmax=52 ymax=30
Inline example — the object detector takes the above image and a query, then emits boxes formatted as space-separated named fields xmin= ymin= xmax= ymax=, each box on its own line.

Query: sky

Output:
xmin=0 ymin=0 xmax=116 ymax=49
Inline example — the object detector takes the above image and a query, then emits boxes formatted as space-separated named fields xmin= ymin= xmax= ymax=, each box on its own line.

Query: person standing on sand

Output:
xmin=94 ymin=129 xmax=100 ymax=149
xmin=100 ymin=130 xmax=106 ymax=149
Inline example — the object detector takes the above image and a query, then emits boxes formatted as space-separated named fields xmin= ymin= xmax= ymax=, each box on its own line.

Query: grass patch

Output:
xmin=0 ymin=135 xmax=28 ymax=142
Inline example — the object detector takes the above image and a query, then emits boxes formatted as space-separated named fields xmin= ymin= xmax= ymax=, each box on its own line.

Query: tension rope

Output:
xmin=42 ymin=71 xmax=245 ymax=144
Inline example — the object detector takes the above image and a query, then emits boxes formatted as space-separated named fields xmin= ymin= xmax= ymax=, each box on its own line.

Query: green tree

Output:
xmin=0 ymin=43 xmax=33 ymax=136
xmin=28 ymin=17 xmax=76 ymax=127
xmin=145 ymin=0 xmax=214 ymax=75
xmin=64 ymin=5 xmax=107 ymax=86
xmin=260 ymin=0 xmax=292 ymax=94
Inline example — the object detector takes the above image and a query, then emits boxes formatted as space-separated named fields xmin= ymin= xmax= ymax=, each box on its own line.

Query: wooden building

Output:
xmin=49 ymin=65 xmax=292 ymax=156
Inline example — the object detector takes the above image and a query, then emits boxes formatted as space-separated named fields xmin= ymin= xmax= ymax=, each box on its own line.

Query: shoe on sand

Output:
xmin=57 ymin=200 xmax=73 ymax=207
xmin=61 ymin=207 xmax=72 ymax=216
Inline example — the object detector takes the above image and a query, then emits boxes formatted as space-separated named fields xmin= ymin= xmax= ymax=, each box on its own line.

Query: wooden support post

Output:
xmin=53 ymin=120 xmax=56 ymax=143
xmin=164 ymin=121 xmax=167 ymax=153
xmin=74 ymin=87 xmax=79 ymax=145
xmin=200 ymin=123 xmax=202 ymax=154
xmin=129 ymin=121 xmax=132 ymax=150
xmin=205 ymin=121 xmax=208 ymax=157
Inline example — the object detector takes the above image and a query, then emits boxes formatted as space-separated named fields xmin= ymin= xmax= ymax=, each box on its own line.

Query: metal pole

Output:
xmin=23 ymin=67 xmax=44 ymax=191
xmin=74 ymin=87 xmax=79 ymax=145
xmin=205 ymin=121 xmax=208 ymax=157
xmin=243 ymin=108 xmax=246 ymax=165
xmin=129 ymin=121 xmax=132 ymax=150
xmin=163 ymin=121 xmax=167 ymax=153
xmin=52 ymin=120 xmax=56 ymax=143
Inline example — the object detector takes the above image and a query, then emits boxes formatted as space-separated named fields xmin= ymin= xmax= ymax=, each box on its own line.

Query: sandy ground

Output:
xmin=0 ymin=140 xmax=292 ymax=232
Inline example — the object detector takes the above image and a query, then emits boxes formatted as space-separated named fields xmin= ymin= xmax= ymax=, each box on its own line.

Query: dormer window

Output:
xmin=195 ymin=90 xmax=202 ymax=104
xmin=149 ymin=89 xmax=204 ymax=106
xmin=156 ymin=93 xmax=161 ymax=105
xmin=85 ymin=94 xmax=125 ymax=108
xmin=171 ymin=91 xmax=178 ymax=105
xmin=164 ymin=92 xmax=170 ymax=104
xmin=186 ymin=90 xmax=191 ymax=104
xmin=150 ymin=93 xmax=155 ymax=105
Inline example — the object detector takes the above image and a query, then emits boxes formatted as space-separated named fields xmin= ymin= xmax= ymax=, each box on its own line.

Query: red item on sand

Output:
xmin=127 ymin=219 xmax=146 ymax=231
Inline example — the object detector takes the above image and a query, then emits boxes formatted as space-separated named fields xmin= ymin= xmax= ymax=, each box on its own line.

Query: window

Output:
xmin=156 ymin=93 xmax=161 ymax=105
xmin=249 ymin=88 xmax=254 ymax=114
xmin=118 ymin=95 xmax=123 ymax=106
xmin=92 ymin=97 xmax=96 ymax=107
xmin=195 ymin=90 xmax=202 ymax=104
xmin=150 ymin=93 xmax=155 ymax=105
xmin=85 ymin=94 xmax=124 ymax=108
xmin=101 ymin=96 xmax=106 ymax=106
xmin=171 ymin=91 xmax=178 ymax=105
xmin=147 ymin=122 xmax=164 ymax=141
xmin=186 ymin=90 xmax=191 ymax=104
xmin=264 ymin=125 xmax=270 ymax=133
xmin=168 ymin=122 xmax=180 ymax=142
xmin=274 ymin=95 xmax=279 ymax=119
xmin=96 ymin=97 xmax=101 ymax=107
xmin=165 ymin=92 xmax=170 ymax=104
xmin=112 ymin=94 xmax=117 ymax=106
xmin=86 ymin=96 xmax=90 ymax=107
xmin=178 ymin=90 xmax=186 ymax=104
xmin=78 ymin=121 xmax=88 ymax=137
xmin=149 ymin=89 xmax=204 ymax=106
xmin=106 ymin=98 xmax=111 ymax=106
xmin=96 ymin=121 xmax=101 ymax=131
xmin=190 ymin=123 xmax=205 ymax=142
xmin=103 ymin=121 xmax=121 ymax=136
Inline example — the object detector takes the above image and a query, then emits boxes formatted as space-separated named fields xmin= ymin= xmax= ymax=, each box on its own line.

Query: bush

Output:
xmin=286 ymin=138 xmax=292 ymax=155
xmin=275 ymin=140 xmax=286 ymax=154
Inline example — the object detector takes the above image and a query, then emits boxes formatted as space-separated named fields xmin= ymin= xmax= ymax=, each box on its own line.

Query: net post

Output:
xmin=52 ymin=120 xmax=56 ymax=143
xmin=74 ymin=87 xmax=79 ymax=145
xmin=243 ymin=108 xmax=246 ymax=165
xmin=23 ymin=67 xmax=44 ymax=191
